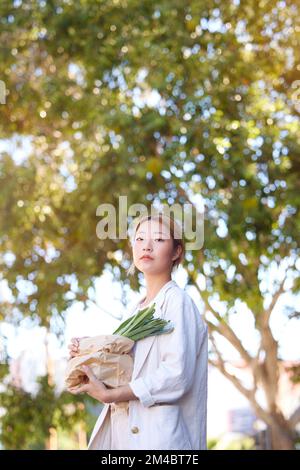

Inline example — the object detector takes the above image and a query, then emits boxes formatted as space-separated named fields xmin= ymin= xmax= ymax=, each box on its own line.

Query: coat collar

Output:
xmin=131 ymin=279 xmax=177 ymax=379
xmin=133 ymin=279 xmax=177 ymax=312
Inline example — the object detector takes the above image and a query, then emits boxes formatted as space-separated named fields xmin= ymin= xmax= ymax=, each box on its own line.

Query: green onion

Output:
xmin=113 ymin=302 xmax=174 ymax=342
xmin=113 ymin=304 xmax=154 ymax=336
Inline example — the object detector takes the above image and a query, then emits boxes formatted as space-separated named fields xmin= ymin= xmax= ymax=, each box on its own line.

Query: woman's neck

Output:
xmin=140 ymin=274 xmax=172 ymax=307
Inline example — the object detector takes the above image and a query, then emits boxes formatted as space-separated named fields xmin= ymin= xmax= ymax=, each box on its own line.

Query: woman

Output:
xmin=68 ymin=213 xmax=208 ymax=450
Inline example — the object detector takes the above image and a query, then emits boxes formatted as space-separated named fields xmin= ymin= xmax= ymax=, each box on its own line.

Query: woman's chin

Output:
xmin=137 ymin=264 xmax=157 ymax=274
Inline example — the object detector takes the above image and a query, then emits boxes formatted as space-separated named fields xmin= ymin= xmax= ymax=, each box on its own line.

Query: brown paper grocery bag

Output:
xmin=65 ymin=334 xmax=135 ymax=392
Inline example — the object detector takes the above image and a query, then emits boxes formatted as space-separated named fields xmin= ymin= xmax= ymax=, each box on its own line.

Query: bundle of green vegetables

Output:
xmin=113 ymin=302 xmax=174 ymax=342
xmin=65 ymin=303 xmax=174 ymax=391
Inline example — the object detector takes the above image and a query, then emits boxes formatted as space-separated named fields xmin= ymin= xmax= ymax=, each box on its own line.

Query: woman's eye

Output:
xmin=135 ymin=237 xmax=164 ymax=241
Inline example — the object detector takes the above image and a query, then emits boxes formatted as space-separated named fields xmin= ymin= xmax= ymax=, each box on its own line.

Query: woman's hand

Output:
xmin=68 ymin=336 xmax=89 ymax=359
xmin=68 ymin=365 xmax=109 ymax=403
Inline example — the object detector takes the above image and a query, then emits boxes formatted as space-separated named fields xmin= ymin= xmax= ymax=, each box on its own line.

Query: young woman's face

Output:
xmin=132 ymin=219 xmax=179 ymax=275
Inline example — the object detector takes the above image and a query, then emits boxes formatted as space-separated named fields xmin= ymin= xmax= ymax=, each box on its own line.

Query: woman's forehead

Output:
xmin=136 ymin=219 xmax=171 ymax=235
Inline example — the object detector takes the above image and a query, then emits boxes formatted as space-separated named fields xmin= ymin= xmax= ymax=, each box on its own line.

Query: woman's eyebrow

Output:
xmin=136 ymin=231 xmax=165 ymax=235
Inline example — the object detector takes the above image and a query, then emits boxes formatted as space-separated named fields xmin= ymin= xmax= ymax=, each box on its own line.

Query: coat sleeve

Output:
xmin=128 ymin=290 xmax=208 ymax=407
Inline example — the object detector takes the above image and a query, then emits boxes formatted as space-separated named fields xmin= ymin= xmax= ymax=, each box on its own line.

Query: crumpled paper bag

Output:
xmin=65 ymin=334 xmax=135 ymax=393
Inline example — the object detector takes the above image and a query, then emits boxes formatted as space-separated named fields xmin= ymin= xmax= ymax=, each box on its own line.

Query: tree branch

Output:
xmin=86 ymin=299 xmax=122 ymax=320
xmin=265 ymin=278 xmax=287 ymax=324
xmin=208 ymin=338 xmax=274 ymax=427
xmin=257 ymin=278 xmax=287 ymax=409
xmin=189 ymin=272 xmax=253 ymax=366
xmin=288 ymin=405 xmax=300 ymax=429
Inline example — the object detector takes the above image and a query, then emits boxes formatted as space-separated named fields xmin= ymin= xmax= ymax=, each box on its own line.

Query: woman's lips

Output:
xmin=141 ymin=257 xmax=154 ymax=261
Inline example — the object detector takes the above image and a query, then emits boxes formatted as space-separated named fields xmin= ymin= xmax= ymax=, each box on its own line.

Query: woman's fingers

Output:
xmin=68 ymin=347 xmax=79 ymax=358
xmin=68 ymin=338 xmax=80 ymax=355
xmin=68 ymin=336 xmax=89 ymax=358
xmin=69 ymin=351 xmax=77 ymax=358
xmin=80 ymin=365 xmax=97 ymax=383
xmin=68 ymin=384 xmax=89 ymax=395
xmin=71 ymin=337 xmax=80 ymax=346
xmin=68 ymin=345 xmax=79 ymax=359
xmin=69 ymin=336 xmax=89 ymax=349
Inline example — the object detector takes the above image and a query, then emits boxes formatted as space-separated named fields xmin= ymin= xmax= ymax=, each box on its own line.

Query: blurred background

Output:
xmin=0 ymin=0 xmax=299 ymax=450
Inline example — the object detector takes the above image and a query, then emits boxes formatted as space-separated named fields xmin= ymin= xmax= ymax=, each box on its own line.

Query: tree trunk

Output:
xmin=269 ymin=415 xmax=296 ymax=450
xmin=45 ymin=427 xmax=58 ymax=450
xmin=77 ymin=421 xmax=87 ymax=449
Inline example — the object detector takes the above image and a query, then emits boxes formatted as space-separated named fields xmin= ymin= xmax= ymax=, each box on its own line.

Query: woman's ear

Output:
xmin=172 ymin=245 xmax=183 ymax=263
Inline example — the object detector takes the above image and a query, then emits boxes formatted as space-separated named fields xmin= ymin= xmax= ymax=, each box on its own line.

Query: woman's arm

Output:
xmin=128 ymin=291 xmax=208 ymax=407
xmin=107 ymin=384 xmax=138 ymax=403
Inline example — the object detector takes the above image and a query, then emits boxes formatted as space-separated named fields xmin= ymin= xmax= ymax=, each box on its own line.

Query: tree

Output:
xmin=0 ymin=330 xmax=98 ymax=449
xmin=0 ymin=0 xmax=299 ymax=448
xmin=0 ymin=372 xmax=94 ymax=449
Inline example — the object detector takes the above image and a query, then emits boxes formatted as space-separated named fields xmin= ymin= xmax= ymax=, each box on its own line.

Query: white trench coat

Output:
xmin=88 ymin=279 xmax=208 ymax=450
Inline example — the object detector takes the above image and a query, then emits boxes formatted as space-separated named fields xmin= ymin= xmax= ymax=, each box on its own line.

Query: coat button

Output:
xmin=131 ymin=426 xmax=139 ymax=434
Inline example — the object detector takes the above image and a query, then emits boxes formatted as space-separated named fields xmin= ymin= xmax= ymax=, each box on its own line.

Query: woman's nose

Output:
xmin=142 ymin=239 xmax=153 ymax=250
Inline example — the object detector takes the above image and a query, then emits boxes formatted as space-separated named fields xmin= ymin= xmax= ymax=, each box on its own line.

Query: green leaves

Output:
xmin=0 ymin=373 xmax=92 ymax=449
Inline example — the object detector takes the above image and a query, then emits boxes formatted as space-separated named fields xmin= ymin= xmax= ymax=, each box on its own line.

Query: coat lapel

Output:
xmin=87 ymin=403 xmax=110 ymax=449
xmin=132 ymin=334 xmax=156 ymax=379
xmin=87 ymin=280 xmax=176 ymax=449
